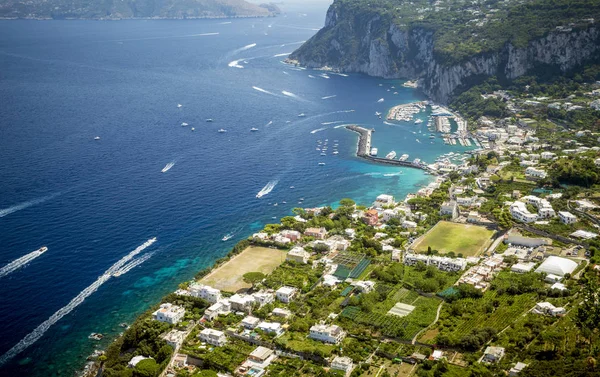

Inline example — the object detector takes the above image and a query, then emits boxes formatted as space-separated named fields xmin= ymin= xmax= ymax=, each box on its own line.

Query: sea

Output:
xmin=0 ymin=2 xmax=468 ymax=375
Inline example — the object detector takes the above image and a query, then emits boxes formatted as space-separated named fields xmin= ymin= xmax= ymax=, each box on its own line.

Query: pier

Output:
xmin=345 ymin=125 xmax=435 ymax=174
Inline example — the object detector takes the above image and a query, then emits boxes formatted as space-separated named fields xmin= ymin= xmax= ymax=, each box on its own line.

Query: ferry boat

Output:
xmin=399 ymin=154 xmax=409 ymax=161
xmin=222 ymin=233 xmax=233 ymax=241
xmin=370 ymin=148 xmax=378 ymax=156
xmin=250 ymin=128 xmax=259 ymax=132
xmin=386 ymin=151 xmax=397 ymax=160
xmin=218 ymin=129 xmax=227 ymax=133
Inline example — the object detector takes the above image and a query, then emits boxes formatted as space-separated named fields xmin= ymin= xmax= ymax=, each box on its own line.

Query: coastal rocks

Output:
xmin=289 ymin=3 xmax=600 ymax=103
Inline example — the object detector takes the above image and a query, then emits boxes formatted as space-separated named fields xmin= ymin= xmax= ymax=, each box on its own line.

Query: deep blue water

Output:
xmin=0 ymin=4 xmax=465 ymax=376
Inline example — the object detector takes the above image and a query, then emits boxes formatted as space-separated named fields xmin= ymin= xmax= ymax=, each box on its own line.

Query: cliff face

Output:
xmin=290 ymin=3 xmax=600 ymax=103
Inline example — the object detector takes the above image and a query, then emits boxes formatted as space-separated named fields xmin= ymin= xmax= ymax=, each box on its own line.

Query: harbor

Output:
xmin=345 ymin=125 xmax=436 ymax=174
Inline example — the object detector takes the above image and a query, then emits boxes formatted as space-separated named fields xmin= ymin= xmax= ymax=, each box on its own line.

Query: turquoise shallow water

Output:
xmin=0 ymin=4 xmax=468 ymax=376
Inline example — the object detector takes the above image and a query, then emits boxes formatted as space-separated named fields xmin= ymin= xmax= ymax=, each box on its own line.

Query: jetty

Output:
xmin=345 ymin=125 xmax=435 ymax=174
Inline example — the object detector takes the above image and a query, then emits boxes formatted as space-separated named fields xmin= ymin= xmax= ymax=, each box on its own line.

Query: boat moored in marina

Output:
xmin=370 ymin=147 xmax=378 ymax=156
xmin=399 ymin=154 xmax=409 ymax=161
xmin=386 ymin=151 xmax=397 ymax=160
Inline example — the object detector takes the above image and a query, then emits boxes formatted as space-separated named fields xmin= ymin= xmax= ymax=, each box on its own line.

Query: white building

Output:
xmin=309 ymin=324 xmax=346 ymax=344
xmin=509 ymin=201 xmax=538 ymax=223
xmin=483 ymin=346 xmax=505 ymax=363
xmin=272 ymin=307 xmax=292 ymax=318
xmin=525 ymin=167 xmax=547 ymax=179
xmin=558 ymin=211 xmax=577 ymax=224
xmin=287 ymin=246 xmax=310 ymax=264
xmin=511 ymin=262 xmax=535 ymax=273
xmin=188 ymin=283 xmax=222 ymax=304
xmin=331 ymin=356 xmax=354 ymax=376
xmin=162 ymin=329 xmax=186 ymax=348
xmin=402 ymin=220 xmax=418 ymax=229
xmin=440 ymin=201 xmax=459 ymax=219
xmin=152 ymin=303 xmax=185 ymax=325
xmin=509 ymin=362 xmax=528 ymax=376
xmin=252 ymin=291 xmax=275 ymax=307
xmin=535 ymin=256 xmax=577 ymax=277
xmin=534 ymin=302 xmax=566 ymax=317
xmin=276 ymin=286 xmax=298 ymax=303
xmin=373 ymin=194 xmax=395 ymax=208
xmin=229 ymin=294 xmax=256 ymax=312
xmin=257 ymin=321 xmax=283 ymax=336
xmin=241 ymin=315 xmax=261 ymax=329
xmin=351 ymin=280 xmax=376 ymax=293
xmin=203 ymin=300 xmax=231 ymax=321
xmin=199 ymin=328 xmax=227 ymax=347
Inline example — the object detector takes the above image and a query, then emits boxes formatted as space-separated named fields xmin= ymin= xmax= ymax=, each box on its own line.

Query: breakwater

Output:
xmin=345 ymin=125 xmax=434 ymax=173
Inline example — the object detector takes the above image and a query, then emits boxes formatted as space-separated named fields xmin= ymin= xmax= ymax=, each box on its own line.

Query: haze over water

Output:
xmin=0 ymin=3 xmax=464 ymax=375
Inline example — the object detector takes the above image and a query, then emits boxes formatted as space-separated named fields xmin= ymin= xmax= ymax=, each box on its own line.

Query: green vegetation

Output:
xmin=412 ymin=221 xmax=495 ymax=256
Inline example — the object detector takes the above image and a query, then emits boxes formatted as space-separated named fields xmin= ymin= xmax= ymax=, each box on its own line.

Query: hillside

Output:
xmin=289 ymin=0 xmax=600 ymax=103
xmin=0 ymin=0 xmax=280 ymax=19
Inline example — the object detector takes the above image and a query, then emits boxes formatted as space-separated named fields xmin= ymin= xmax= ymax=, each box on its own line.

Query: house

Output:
xmin=483 ymin=346 xmax=505 ymax=363
xmin=257 ymin=321 xmax=283 ymax=336
xmin=241 ymin=315 xmax=261 ymax=329
xmin=272 ymin=307 xmax=292 ymax=318
xmin=280 ymin=230 xmax=301 ymax=242
xmin=287 ymin=246 xmax=310 ymax=264
xmin=534 ymin=302 xmax=566 ymax=317
xmin=440 ymin=201 xmax=459 ymax=219
xmin=152 ymin=303 xmax=185 ymax=325
xmin=467 ymin=211 xmax=481 ymax=223
xmin=248 ymin=346 xmax=275 ymax=364
xmin=402 ymin=220 xmax=418 ymax=229
xmin=362 ymin=209 xmax=379 ymax=226
xmin=391 ymin=249 xmax=402 ymax=262
xmin=305 ymin=227 xmax=328 ymax=240
xmin=252 ymin=291 xmax=274 ymax=307
xmin=188 ymin=283 xmax=222 ymax=304
xmin=351 ymin=280 xmax=376 ymax=293
xmin=509 ymin=202 xmax=537 ymax=223
xmin=558 ymin=211 xmax=577 ymax=224
xmin=309 ymin=324 xmax=346 ymax=344
xmin=541 ymin=152 xmax=555 ymax=160
xmin=229 ymin=294 xmax=255 ymax=312
xmin=345 ymin=228 xmax=356 ymax=239
xmin=276 ymin=286 xmax=298 ymax=303
xmin=511 ymin=262 xmax=535 ymax=273
xmin=128 ymin=356 xmax=151 ymax=368
xmin=373 ymin=194 xmax=395 ymax=208
xmin=162 ymin=329 xmax=186 ymax=348
xmin=203 ymin=300 xmax=231 ymax=321
xmin=431 ymin=350 xmax=445 ymax=361
xmin=509 ymin=362 xmax=528 ymax=376
xmin=331 ymin=356 xmax=354 ymax=376
xmin=199 ymin=328 xmax=227 ymax=347
xmin=525 ymin=167 xmax=547 ymax=179
xmin=273 ymin=235 xmax=291 ymax=245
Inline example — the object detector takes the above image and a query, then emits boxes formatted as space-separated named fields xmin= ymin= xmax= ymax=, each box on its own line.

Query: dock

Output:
xmin=345 ymin=125 xmax=435 ymax=173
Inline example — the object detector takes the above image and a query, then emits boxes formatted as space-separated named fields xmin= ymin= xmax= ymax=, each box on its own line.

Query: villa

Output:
xmin=309 ymin=324 xmax=346 ymax=344
xmin=199 ymin=328 xmax=227 ymax=347
xmin=152 ymin=303 xmax=185 ymax=325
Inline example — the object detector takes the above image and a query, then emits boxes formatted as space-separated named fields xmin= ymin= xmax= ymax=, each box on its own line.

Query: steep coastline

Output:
xmin=289 ymin=1 xmax=600 ymax=103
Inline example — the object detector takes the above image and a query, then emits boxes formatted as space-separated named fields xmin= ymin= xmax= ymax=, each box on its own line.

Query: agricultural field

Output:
xmin=412 ymin=221 xmax=495 ymax=256
xmin=200 ymin=246 xmax=286 ymax=292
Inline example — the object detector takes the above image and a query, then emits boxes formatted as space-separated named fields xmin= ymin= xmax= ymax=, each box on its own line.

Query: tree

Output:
xmin=193 ymin=371 xmax=218 ymax=377
xmin=575 ymin=275 xmax=600 ymax=351
xmin=340 ymin=198 xmax=356 ymax=207
xmin=134 ymin=359 xmax=159 ymax=377
xmin=243 ymin=272 xmax=265 ymax=289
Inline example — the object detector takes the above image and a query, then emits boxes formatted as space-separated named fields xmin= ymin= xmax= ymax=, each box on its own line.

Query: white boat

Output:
xmin=94 ymin=136 xmax=100 ymax=140
xmin=298 ymin=113 xmax=306 ymax=117
xmin=191 ymin=128 xmax=195 ymax=131
xmin=206 ymin=119 xmax=213 ymax=122
xmin=320 ymin=153 xmax=326 ymax=156
xmin=318 ymin=162 xmax=326 ymax=166
xmin=370 ymin=147 xmax=378 ymax=156
xmin=222 ymin=233 xmax=233 ymax=241
xmin=181 ymin=122 xmax=189 ymax=127
xmin=218 ymin=129 xmax=227 ymax=133
xmin=377 ymin=98 xmax=384 ymax=103
xmin=333 ymin=151 xmax=339 ymax=155
xmin=399 ymin=154 xmax=409 ymax=161
xmin=290 ymin=186 xmax=295 ymax=189
xmin=386 ymin=151 xmax=397 ymax=159
xmin=415 ymin=119 xmax=423 ymax=124
xmin=250 ymin=128 xmax=259 ymax=132
xmin=274 ymin=203 xmax=278 ymax=206
xmin=177 ymin=104 xmax=182 ymax=108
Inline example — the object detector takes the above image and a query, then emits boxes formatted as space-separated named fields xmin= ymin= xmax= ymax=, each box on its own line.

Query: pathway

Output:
xmin=411 ymin=301 xmax=444 ymax=344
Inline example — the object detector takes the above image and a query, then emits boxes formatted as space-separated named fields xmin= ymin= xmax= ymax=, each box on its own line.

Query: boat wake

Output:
xmin=321 ymin=95 xmax=337 ymax=100
xmin=383 ymin=121 xmax=395 ymax=126
xmin=0 ymin=192 xmax=61 ymax=218
xmin=256 ymin=180 xmax=278 ymax=198
xmin=383 ymin=172 xmax=403 ymax=177
xmin=282 ymin=71 xmax=289 ymax=75
xmin=334 ymin=124 xmax=352 ymax=129
xmin=0 ymin=237 xmax=157 ymax=366
xmin=273 ymin=52 xmax=291 ymax=57
xmin=0 ymin=247 xmax=47 ymax=279
xmin=228 ymin=60 xmax=244 ymax=69
xmin=162 ymin=162 xmax=175 ymax=173
xmin=219 ymin=21 xmax=232 ymax=25
xmin=112 ymin=252 xmax=154 ymax=277
xmin=321 ymin=121 xmax=344 ymax=125
xmin=279 ymin=41 xmax=306 ymax=47
xmin=310 ymin=127 xmax=327 ymax=134
xmin=264 ymin=121 xmax=273 ymax=127
xmin=252 ymin=86 xmax=278 ymax=97
xmin=235 ymin=43 xmax=257 ymax=53
xmin=281 ymin=91 xmax=306 ymax=101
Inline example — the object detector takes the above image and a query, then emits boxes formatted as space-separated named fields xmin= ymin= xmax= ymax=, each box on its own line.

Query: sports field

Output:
xmin=412 ymin=221 xmax=495 ymax=256
xmin=201 ymin=246 xmax=286 ymax=292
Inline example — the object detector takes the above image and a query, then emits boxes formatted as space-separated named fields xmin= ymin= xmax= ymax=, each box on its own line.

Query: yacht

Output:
xmin=250 ymin=128 xmax=259 ymax=132
xmin=320 ymin=153 xmax=326 ymax=156
xmin=191 ymin=128 xmax=195 ymax=131
xmin=177 ymin=104 xmax=182 ymax=108
xmin=370 ymin=147 xmax=378 ymax=156
xmin=386 ymin=151 xmax=397 ymax=160
xmin=290 ymin=186 xmax=295 ymax=189
xmin=218 ymin=129 xmax=227 ymax=133
xmin=222 ymin=233 xmax=233 ymax=241
xmin=181 ymin=122 xmax=189 ymax=127
xmin=415 ymin=119 xmax=423 ymax=124
xmin=94 ymin=136 xmax=100 ymax=140
xmin=206 ymin=118 xmax=213 ymax=122
xmin=298 ymin=113 xmax=306 ymax=117
xmin=399 ymin=154 xmax=409 ymax=161
xmin=333 ymin=151 xmax=339 ymax=155
xmin=318 ymin=162 xmax=326 ymax=166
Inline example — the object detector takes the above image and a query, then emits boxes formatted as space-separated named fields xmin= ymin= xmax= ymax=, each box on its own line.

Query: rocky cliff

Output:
xmin=289 ymin=1 xmax=600 ymax=103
